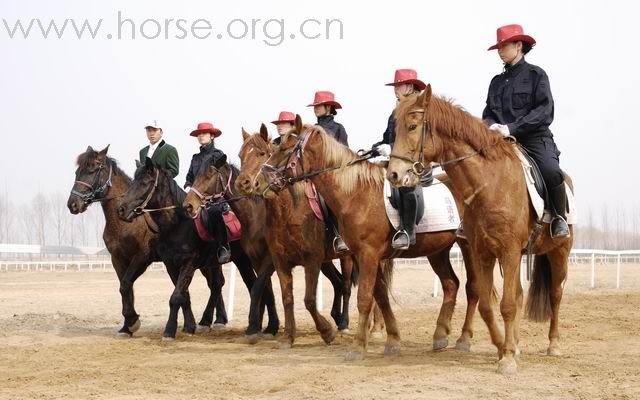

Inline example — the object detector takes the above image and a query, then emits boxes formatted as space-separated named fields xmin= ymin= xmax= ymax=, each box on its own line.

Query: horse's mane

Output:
xmin=395 ymin=93 xmax=517 ymax=161
xmin=76 ymin=150 xmax=132 ymax=184
xmin=301 ymin=124 xmax=385 ymax=194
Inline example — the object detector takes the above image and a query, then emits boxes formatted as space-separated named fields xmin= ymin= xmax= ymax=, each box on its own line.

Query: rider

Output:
xmin=186 ymin=122 xmax=232 ymax=263
xmin=270 ymin=111 xmax=296 ymax=144
xmin=139 ymin=119 xmax=179 ymax=178
xmin=372 ymin=69 xmax=431 ymax=249
xmin=306 ymin=92 xmax=350 ymax=253
xmin=483 ymin=24 xmax=569 ymax=238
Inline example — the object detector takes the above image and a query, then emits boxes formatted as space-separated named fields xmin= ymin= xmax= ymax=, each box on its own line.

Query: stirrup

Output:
xmin=391 ymin=230 xmax=410 ymax=250
xmin=217 ymin=245 xmax=231 ymax=264
xmin=455 ymin=222 xmax=467 ymax=240
xmin=333 ymin=236 xmax=349 ymax=254
xmin=550 ymin=216 xmax=570 ymax=239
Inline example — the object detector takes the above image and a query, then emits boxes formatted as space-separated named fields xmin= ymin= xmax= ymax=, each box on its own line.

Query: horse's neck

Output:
xmin=442 ymin=139 xmax=519 ymax=206
xmin=100 ymin=172 xmax=130 ymax=227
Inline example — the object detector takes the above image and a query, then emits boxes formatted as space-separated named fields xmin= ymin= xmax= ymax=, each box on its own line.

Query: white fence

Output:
xmin=2 ymin=249 xmax=639 ymax=321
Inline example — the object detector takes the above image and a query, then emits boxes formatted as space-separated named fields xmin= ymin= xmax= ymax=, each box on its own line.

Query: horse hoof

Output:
xmin=454 ymin=340 xmax=471 ymax=352
xmin=196 ymin=325 xmax=211 ymax=333
xmin=497 ymin=357 xmax=518 ymax=376
xmin=246 ymin=334 xmax=260 ymax=345
xmin=339 ymin=328 xmax=350 ymax=334
xmin=321 ymin=329 xmax=337 ymax=345
xmin=515 ymin=347 xmax=522 ymax=358
xmin=277 ymin=341 xmax=293 ymax=350
xmin=384 ymin=344 xmax=401 ymax=356
xmin=344 ymin=350 xmax=364 ymax=362
xmin=260 ymin=333 xmax=276 ymax=340
xmin=432 ymin=337 xmax=449 ymax=351
xmin=128 ymin=319 xmax=141 ymax=333
xmin=115 ymin=331 xmax=132 ymax=339
xmin=161 ymin=336 xmax=176 ymax=342
xmin=547 ymin=346 xmax=562 ymax=357
xmin=211 ymin=323 xmax=227 ymax=331
xmin=370 ymin=331 xmax=384 ymax=340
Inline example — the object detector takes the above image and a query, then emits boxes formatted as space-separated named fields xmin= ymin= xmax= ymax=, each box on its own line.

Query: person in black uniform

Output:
xmin=483 ymin=24 xmax=569 ymax=238
xmin=186 ymin=122 xmax=232 ymax=263
xmin=306 ymin=91 xmax=349 ymax=253
xmin=372 ymin=69 xmax=431 ymax=249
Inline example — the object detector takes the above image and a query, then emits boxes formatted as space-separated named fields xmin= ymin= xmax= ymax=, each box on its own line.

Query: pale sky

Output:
xmin=1 ymin=0 xmax=639 ymax=221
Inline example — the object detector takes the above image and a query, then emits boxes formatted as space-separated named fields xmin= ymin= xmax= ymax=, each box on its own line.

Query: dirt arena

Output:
xmin=1 ymin=261 xmax=639 ymax=399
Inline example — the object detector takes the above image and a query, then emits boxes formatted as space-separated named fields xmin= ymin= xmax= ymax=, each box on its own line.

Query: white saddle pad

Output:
xmin=384 ymin=179 xmax=460 ymax=233
xmin=516 ymin=150 xmax=578 ymax=224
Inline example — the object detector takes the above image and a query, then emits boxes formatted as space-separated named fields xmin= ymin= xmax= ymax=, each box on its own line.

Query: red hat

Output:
xmin=271 ymin=111 xmax=296 ymax=125
xmin=488 ymin=24 xmax=536 ymax=51
xmin=385 ymin=69 xmax=427 ymax=90
xmin=307 ymin=91 xmax=342 ymax=109
xmin=190 ymin=122 xmax=222 ymax=138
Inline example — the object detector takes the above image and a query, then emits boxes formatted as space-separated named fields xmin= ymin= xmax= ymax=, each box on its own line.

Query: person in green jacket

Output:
xmin=139 ymin=119 xmax=179 ymax=178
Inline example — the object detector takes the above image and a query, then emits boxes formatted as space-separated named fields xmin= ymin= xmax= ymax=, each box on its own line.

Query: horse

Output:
xmin=199 ymin=125 xmax=363 ymax=347
xmin=67 ymin=146 xmax=228 ymax=337
xmin=386 ymin=85 xmax=574 ymax=375
xmin=116 ymin=157 xmax=279 ymax=340
xmin=258 ymin=115 xmax=479 ymax=361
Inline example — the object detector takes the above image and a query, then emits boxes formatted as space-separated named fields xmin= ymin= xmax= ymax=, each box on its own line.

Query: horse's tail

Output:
xmin=379 ymin=259 xmax=395 ymax=302
xmin=525 ymin=254 xmax=552 ymax=323
xmin=350 ymin=259 xmax=359 ymax=288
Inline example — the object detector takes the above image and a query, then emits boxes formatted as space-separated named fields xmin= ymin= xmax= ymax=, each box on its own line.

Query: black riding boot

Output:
xmin=392 ymin=188 xmax=418 ymax=250
xmin=549 ymin=183 xmax=570 ymax=239
xmin=208 ymin=204 xmax=231 ymax=264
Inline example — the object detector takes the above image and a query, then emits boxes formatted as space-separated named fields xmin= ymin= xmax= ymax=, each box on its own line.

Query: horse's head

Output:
xmin=182 ymin=151 xmax=233 ymax=218
xmin=117 ymin=157 xmax=163 ymax=222
xmin=257 ymin=114 xmax=312 ymax=198
xmin=68 ymin=145 xmax=112 ymax=214
xmin=387 ymin=84 xmax=441 ymax=187
xmin=235 ymin=124 xmax=273 ymax=196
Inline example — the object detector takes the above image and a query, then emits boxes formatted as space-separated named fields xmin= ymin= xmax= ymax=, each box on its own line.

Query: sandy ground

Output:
xmin=1 ymin=262 xmax=639 ymax=400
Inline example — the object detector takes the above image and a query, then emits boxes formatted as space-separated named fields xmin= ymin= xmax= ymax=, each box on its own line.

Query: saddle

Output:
xmin=517 ymin=144 xmax=547 ymax=201
xmin=194 ymin=205 xmax=242 ymax=243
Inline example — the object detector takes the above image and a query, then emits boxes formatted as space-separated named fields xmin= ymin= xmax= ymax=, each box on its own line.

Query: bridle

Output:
xmin=188 ymin=163 xmax=236 ymax=218
xmin=70 ymin=160 xmax=114 ymax=205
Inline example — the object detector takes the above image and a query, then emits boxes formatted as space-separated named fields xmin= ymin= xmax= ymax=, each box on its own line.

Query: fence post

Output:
xmin=317 ymin=275 xmax=324 ymax=312
xmin=591 ymin=253 xmax=595 ymax=289
xmin=616 ymin=253 xmax=621 ymax=289
xmin=226 ymin=263 xmax=236 ymax=321
xmin=432 ymin=275 xmax=439 ymax=297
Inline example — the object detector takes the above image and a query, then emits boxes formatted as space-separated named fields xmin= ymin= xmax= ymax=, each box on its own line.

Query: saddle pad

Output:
xmin=194 ymin=210 xmax=242 ymax=243
xmin=305 ymin=181 xmax=324 ymax=221
xmin=384 ymin=179 xmax=460 ymax=233
xmin=516 ymin=150 xmax=578 ymax=224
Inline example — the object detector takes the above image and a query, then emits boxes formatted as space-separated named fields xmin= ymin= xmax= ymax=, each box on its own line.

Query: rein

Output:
xmin=132 ymin=169 xmax=177 ymax=215
xmin=187 ymin=164 xmax=249 ymax=218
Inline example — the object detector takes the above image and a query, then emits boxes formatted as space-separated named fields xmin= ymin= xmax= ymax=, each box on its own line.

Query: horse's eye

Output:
xmin=259 ymin=152 xmax=266 ymax=157
xmin=408 ymin=124 xmax=418 ymax=131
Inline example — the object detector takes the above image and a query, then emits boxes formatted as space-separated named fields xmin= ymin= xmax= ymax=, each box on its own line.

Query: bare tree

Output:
xmin=601 ymin=204 xmax=610 ymax=249
xmin=50 ymin=193 xmax=69 ymax=246
xmin=31 ymin=193 xmax=51 ymax=250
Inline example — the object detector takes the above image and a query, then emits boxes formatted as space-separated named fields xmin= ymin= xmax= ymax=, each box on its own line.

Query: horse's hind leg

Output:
xmin=369 ymin=302 xmax=385 ymax=338
xmin=304 ymin=264 xmax=337 ymax=344
xmin=545 ymin=246 xmax=570 ymax=356
xmin=427 ymin=249 xmax=460 ymax=351
xmin=455 ymin=239 xmax=480 ymax=352
xmin=476 ymin=252 xmax=504 ymax=355
xmin=320 ymin=261 xmax=344 ymax=328
xmin=338 ymin=256 xmax=354 ymax=331
xmin=197 ymin=265 xmax=226 ymax=330
xmin=373 ymin=260 xmax=400 ymax=356
xmin=275 ymin=263 xmax=296 ymax=349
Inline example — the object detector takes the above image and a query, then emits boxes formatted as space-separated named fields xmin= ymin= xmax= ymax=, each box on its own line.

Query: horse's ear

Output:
xmin=135 ymin=159 xmax=142 ymax=169
xmin=295 ymin=114 xmax=303 ymax=134
xmin=259 ymin=123 xmax=269 ymax=141
xmin=420 ymin=84 xmax=432 ymax=108
xmin=145 ymin=157 xmax=155 ymax=171
xmin=214 ymin=154 xmax=227 ymax=168
xmin=97 ymin=144 xmax=110 ymax=160
xmin=242 ymin=127 xmax=250 ymax=141
xmin=86 ymin=145 xmax=95 ymax=153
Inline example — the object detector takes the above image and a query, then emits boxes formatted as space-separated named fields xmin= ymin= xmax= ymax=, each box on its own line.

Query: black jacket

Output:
xmin=184 ymin=143 xmax=225 ymax=189
xmin=482 ymin=58 xmax=555 ymax=143
xmin=375 ymin=112 xmax=396 ymax=147
xmin=316 ymin=115 xmax=349 ymax=146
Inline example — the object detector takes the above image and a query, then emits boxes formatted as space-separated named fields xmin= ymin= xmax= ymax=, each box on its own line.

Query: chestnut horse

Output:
xmin=226 ymin=125 xmax=381 ymax=347
xmin=67 ymin=146 xmax=228 ymax=337
xmin=117 ymin=157 xmax=279 ymax=339
xmin=387 ymin=85 xmax=573 ymax=375
xmin=259 ymin=116 xmax=479 ymax=360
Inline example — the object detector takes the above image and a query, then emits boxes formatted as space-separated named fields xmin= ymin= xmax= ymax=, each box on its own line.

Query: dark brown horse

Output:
xmin=67 ymin=146 xmax=228 ymax=337
xmin=260 ymin=116 xmax=479 ymax=360
xmin=387 ymin=86 xmax=574 ymax=374
xmin=204 ymin=125 xmax=358 ymax=347
xmin=116 ymin=157 xmax=278 ymax=339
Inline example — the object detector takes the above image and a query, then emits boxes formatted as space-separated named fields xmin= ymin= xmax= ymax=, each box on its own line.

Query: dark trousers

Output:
xmin=521 ymin=136 xmax=564 ymax=189
xmin=205 ymin=203 xmax=229 ymax=247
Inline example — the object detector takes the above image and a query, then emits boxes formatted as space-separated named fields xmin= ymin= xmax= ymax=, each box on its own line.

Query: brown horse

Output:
xmin=386 ymin=86 xmax=574 ymax=375
xmin=230 ymin=125 xmax=380 ymax=347
xmin=67 ymin=146 xmax=228 ymax=337
xmin=259 ymin=116 xmax=479 ymax=360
